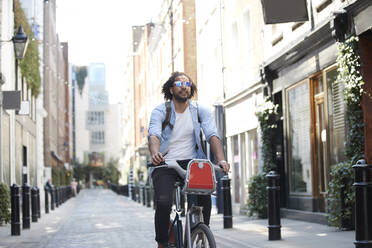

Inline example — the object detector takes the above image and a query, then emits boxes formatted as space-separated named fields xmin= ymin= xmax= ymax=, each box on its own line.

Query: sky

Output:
xmin=56 ymin=0 xmax=162 ymax=104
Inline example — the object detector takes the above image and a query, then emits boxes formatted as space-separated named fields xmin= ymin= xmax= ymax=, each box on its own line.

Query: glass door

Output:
xmin=311 ymin=74 xmax=329 ymax=212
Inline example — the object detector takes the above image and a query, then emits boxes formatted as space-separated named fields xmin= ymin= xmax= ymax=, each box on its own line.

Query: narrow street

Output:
xmin=0 ymin=189 xmax=250 ymax=248
xmin=0 ymin=189 xmax=155 ymax=248
xmin=0 ymin=188 xmax=355 ymax=248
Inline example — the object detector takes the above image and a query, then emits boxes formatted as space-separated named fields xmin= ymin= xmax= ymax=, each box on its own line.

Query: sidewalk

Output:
xmin=210 ymin=212 xmax=355 ymax=248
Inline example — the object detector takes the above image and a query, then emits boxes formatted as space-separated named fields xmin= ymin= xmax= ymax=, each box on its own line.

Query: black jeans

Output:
xmin=152 ymin=159 xmax=212 ymax=244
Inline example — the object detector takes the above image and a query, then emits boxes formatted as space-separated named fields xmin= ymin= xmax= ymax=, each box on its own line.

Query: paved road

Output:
xmin=0 ymin=189 xmax=155 ymax=248
xmin=43 ymin=189 xmax=155 ymax=248
xmin=0 ymin=189 xmax=354 ymax=248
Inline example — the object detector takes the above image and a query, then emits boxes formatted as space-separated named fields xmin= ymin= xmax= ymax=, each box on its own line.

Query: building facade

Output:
xmin=86 ymin=63 xmax=108 ymax=167
xmin=260 ymin=0 xmax=371 ymax=222
xmin=122 ymin=0 xmax=371 ymax=223
xmin=43 ymin=0 xmax=70 ymax=185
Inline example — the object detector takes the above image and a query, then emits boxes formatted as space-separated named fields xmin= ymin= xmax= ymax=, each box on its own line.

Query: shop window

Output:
xmin=287 ymin=80 xmax=312 ymax=193
xmin=245 ymin=129 xmax=258 ymax=203
xmin=232 ymin=135 xmax=240 ymax=203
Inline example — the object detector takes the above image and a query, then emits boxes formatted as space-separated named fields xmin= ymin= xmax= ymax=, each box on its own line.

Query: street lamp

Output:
xmin=13 ymin=25 xmax=29 ymax=59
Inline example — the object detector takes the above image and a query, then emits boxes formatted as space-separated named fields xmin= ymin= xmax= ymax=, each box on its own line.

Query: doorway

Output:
xmin=311 ymin=74 xmax=329 ymax=212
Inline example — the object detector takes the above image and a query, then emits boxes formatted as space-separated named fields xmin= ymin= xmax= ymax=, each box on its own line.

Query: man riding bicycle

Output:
xmin=148 ymin=71 xmax=230 ymax=248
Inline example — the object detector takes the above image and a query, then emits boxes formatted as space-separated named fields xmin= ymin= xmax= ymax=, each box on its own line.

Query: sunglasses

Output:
xmin=174 ymin=81 xmax=192 ymax=87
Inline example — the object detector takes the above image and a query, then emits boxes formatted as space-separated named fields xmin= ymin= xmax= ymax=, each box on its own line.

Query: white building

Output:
xmin=74 ymin=75 xmax=90 ymax=164
xmin=105 ymin=103 xmax=124 ymax=162
xmin=20 ymin=0 xmax=47 ymax=190
xmin=0 ymin=0 xmax=17 ymax=186
xmin=195 ymin=0 xmax=265 ymax=214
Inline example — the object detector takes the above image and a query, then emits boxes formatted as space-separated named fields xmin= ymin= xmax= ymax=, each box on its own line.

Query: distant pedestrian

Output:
xmin=71 ymin=179 xmax=77 ymax=196
xmin=45 ymin=178 xmax=53 ymax=192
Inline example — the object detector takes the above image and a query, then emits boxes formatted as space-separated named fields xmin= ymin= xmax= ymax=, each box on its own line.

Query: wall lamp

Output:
xmin=0 ymin=25 xmax=29 ymax=59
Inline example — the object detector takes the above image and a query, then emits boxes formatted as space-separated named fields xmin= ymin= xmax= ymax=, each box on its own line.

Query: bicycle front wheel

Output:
xmin=190 ymin=223 xmax=216 ymax=248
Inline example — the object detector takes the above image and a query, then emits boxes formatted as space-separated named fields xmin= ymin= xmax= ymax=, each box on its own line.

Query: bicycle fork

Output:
xmin=175 ymin=186 xmax=183 ymax=248
xmin=186 ymin=205 xmax=203 ymax=248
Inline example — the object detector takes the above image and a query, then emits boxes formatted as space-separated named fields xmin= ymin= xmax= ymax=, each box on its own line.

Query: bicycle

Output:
xmin=148 ymin=159 xmax=223 ymax=248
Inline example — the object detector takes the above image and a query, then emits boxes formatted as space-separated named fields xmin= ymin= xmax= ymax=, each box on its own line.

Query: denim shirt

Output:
xmin=147 ymin=100 xmax=220 ymax=159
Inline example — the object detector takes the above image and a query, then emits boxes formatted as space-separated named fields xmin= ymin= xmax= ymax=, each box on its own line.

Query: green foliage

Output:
xmin=75 ymin=66 xmax=87 ymax=95
xmin=327 ymin=35 xmax=364 ymax=229
xmin=255 ymin=97 xmax=279 ymax=173
xmin=73 ymin=160 xmax=87 ymax=182
xmin=14 ymin=0 xmax=41 ymax=96
xmin=337 ymin=36 xmax=365 ymax=164
xmin=52 ymin=166 xmax=72 ymax=186
xmin=246 ymin=97 xmax=280 ymax=218
xmin=328 ymin=161 xmax=354 ymax=229
xmin=84 ymin=158 xmax=121 ymax=185
xmin=0 ymin=183 xmax=11 ymax=225
xmin=102 ymin=159 xmax=121 ymax=184
xmin=247 ymin=173 xmax=268 ymax=218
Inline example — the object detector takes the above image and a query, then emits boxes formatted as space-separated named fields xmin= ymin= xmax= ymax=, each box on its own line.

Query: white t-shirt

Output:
xmin=164 ymin=107 xmax=197 ymax=160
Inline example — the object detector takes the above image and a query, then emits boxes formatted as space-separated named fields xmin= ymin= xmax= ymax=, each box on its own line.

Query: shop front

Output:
xmin=260 ymin=0 xmax=371 ymax=223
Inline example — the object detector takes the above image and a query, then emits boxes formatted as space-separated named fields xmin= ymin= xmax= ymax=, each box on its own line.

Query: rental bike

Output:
xmin=148 ymin=159 xmax=222 ymax=248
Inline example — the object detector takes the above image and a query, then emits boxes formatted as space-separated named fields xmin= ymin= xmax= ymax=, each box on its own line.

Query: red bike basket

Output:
xmin=184 ymin=159 xmax=216 ymax=195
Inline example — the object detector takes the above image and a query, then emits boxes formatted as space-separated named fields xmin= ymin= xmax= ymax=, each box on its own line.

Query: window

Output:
xmin=231 ymin=135 xmax=240 ymax=203
xmin=287 ymin=81 xmax=312 ymax=193
xmin=91 ymin=131 xmax=105 ymax=145
xmin=87 ymin=111 xmax=105 ymax=126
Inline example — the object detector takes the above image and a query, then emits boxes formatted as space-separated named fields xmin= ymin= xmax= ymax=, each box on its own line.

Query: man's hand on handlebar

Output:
xmin=218 ymin=160 xmax=230 ymax=173
xmin=151 ymin=151 xmax=165 ymax=165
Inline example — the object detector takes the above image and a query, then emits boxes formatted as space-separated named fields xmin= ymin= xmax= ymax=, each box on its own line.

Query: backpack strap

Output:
xmin=162 ymin=101 xmax=173 ymax=131
xmin=196 ymin=102 xmax=206 ymax=154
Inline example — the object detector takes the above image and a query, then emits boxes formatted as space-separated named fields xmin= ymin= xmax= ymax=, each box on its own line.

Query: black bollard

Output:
xmin=142 ymin=185 xmax=146 ymax=206
xmin=353 ymin=159 xmax=372 ymax=248
xmin=216 ymin=171 xmax=224 ymax=214
xmin=137 ymin=186 xmax=140 ymax=203
xmin=55 ymin=187 xmax=59 ymax=208
xmin=10 ymin=184 xmax=21 ymax=236
xmin=131 ymin=186 xmax=136 ymax=201
xmin=267 ymin=171 xmax=281 ymax=240
xmin=44 ymin=186 xmax=49 ymax=214
xmin=22 ymin=183 xmax=31 ymax=229
xmin=221 ymin=175 xmax=233 ymax=228
xmin=31 ymin=187 xmax=38 ymax=222
xmin=146 ymin=185 xmax=151 ymax=207
xmin=50 ymin=187 xmax=55 ymax=210
xmin=36 ymin=187 xmax=41 ymax=218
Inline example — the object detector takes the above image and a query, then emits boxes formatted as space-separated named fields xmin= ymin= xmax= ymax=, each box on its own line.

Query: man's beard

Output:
xmin=173 ymin=91 xmax=189 ymax=103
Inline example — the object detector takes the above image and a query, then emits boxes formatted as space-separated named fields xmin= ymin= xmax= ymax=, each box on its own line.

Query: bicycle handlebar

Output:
xmin=147 ymin=160 xmax=224 ymax=179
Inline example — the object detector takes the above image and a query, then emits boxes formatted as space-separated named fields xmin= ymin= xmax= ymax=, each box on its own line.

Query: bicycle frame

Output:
xmin=149 ymin=159 xmax=221 ymax=248
xmin=171 ymin=182 xmax=204 ymax=248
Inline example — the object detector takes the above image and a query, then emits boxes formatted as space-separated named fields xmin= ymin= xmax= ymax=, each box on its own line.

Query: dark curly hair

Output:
xmin=162 ymin=71 xmax=197 ymax=100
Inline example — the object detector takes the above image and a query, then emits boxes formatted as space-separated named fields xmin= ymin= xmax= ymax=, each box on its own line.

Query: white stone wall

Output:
xmin=105 ymin=103 xmax=124 ymax=162
xmin=75 ymin=77 xmax=90 ymax=164
xmin=195 ymin=0 xmax=224 ymax=108
xmin=0 ymin=0 xmax=16 ymax=185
